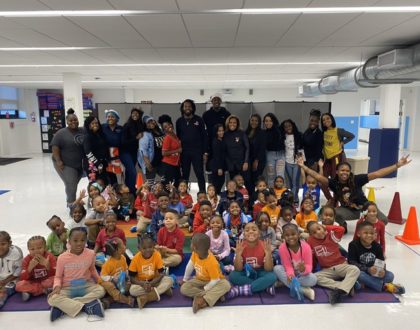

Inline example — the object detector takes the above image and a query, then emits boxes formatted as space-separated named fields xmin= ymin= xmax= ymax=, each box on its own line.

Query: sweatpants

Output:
xmin=180 ymin=278 xmax=231 ymax=306
xmin=229 ymin=269 xmax=277 ymax=293
xmin=15 ymin=277 xmax=54 ymax=296
xmin=335 ymin=207 xmax=388 ymax=225
xmin=181 ymin=150 xmax=206 ymax=192
xmin=53 ymin=163 xmax=83 ymax=205
xmin=47 ymin=283 xmax=105 ymax=317
xmin=273 ymin=265 xmax=317 ymax=288
xmin=129 ymin=276 xmax=173 ymax=297
xmin=315 ymin=263 xmax=360 ymax=294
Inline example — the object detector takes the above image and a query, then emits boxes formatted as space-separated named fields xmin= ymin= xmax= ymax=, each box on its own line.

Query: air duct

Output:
xmin=298 ymin=42 xmax=420 ymax=97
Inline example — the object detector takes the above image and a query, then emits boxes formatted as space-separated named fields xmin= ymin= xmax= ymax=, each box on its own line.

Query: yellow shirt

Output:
xmin=129 ymin=250 xmax=163 ymax=281
xmin=261 ymin=205 xmax=281 ymax=227
xmin=274 ymin=188 xmax=287 ymax=200
xmin=191 ymin=251 xmax=224 ymax=282
xmin=323 ymin=128 xmax=342 ymax=159
xmin=101 ymin=255 xmax=128 ymax=276
xmin=296 ymin=211 xmax=318 ymax=231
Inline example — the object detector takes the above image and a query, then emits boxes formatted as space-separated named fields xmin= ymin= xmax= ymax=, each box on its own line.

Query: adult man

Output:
xmin=175 ymin=99 xmax=208 ymax=191
xmin=202 ymin=96 xmax=231 ymax=143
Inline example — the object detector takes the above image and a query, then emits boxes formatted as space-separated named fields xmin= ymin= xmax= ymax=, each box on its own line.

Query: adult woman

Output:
xmin=158 ymin=114 xmax=182 ymax=189
xmin=101 ymin=109 xmax=124 ymax=185
xmin=138 ymin=115 xmax=165 ymax=185
xmin=245 ymin=114 xmax=266 ymax=192
xmin=297 ymin=155 xmax=411 ymax=231
xmin=209 ymin=123 xmax=226 ymax=194
xmin=223 ymin=115 xmax=249 ymax=185
xmin=51 ymin=109 xmax=85 ymax=207
xmin=302 ymin=109 xmax=323 ymax=170
xmin=263 ymin=113 xmax=284 ymax=186
xmin=83 ymin=115 xmax=110 ymax=183
xmin=121 ymin=108 xmax=144 ymax=193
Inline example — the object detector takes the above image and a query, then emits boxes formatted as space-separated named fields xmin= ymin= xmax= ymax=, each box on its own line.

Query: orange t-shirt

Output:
xmin=128 ymin=250 xmax=163 ymax=281
xmin=274 ymin=188 xmax=287 ymax=200
xmin=162 ymin=134 xmax=181 ymax=166
xmin=261 ymin=205 xmax=281 ymax=227
xmin=191 ymin=251 xmax=224 ymax=282
xmin=296 ymin=211 xmax=318 ymax=231
xmin=101 ymin=255 xmax=128 ymax=277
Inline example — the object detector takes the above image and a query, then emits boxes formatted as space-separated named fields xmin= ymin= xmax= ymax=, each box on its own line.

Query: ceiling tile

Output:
xmin=176 ymin=0 xmax=243 ymax=10
xmin=0 ymin=0 xmax=49 ymax=10
xmin=0 ymin=28 xmax=66 ymax=47
xmin=118 ymin=48 xmax=162 ymax=62
xmin=37 ymin=0 xmax=114 ymax=10
xmin=244 ymin=0 xmax=312 ymax=7
xmin=308 ymin=0 xmax=378 ymax=6
xmin=108 ymin=0 xmax=179 ymax=10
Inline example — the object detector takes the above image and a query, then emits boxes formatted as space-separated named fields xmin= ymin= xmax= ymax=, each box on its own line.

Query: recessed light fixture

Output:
xmin=0 ymin=47 xmax=105 ymax=51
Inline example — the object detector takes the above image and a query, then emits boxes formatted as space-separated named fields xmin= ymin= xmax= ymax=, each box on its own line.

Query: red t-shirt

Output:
xmin=95 ymin=228 xmax=126 ymax=252
xmin=240 ymin=240 xmax=266 ymax=269
xmin=307 ymin=225 xmax=345 ymax=268
xmin=353 ymin=218 xmax=386 ymax=254
xmin=252 ymin=202 xmax=265 ymax=221
xmin=180 ymin=194 xmax=193 ymax=208
xmin=20 ymin=252 xmax=56 ymax=282
xmin=238 ymin=186 xmax=249 ymax=206
xmin=193 ymin=213 xmax=210 ymax=234
xmin=134 ymin=193 xmax=153 ymax=218
xmin=162 ymin=134 xmax=181 ymax=166
xmin=157 ymin=226 xmax=185 ymax=256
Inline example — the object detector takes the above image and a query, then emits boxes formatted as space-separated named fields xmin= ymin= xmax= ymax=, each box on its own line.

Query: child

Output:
xmin=234 ymin=174 xmax=249 ymax=212
xmin=348 ymin=222 xmax=404 ymax=294
xmin=279 ymin=189 xmax=296 ymax=213
xmin=319 ymin=205 xmax=339 ymax=226
xmin=115 ymin=184 xmax=134 ymax=222
xmin=67 ymin=204 xmax=87 ymax=230
xmin=100 ymin=238 xmax=134 ymax=307
xmin=169 ymin=189 xmax=189 ymax=226
xmin=0 ymin=231 xmax=23 ymax=309
xmin=85 ymin=196 xmax=110 ymax=248
xmin=134 ymin=184 xmax=153 ymax=234
xmin=353 ymin=202 xmax=386 ymax=253
xmin=302 ymin=175 xmax=321 ymax=210
xmin=222 ymin=201 xmax=250 ymax=246
xmin=217 ymin=180 xmax=244 ymax=215
xmin=150 ymin=182 xmax=163 ymax=212
xmin=16 ymin=236 xmax=56 ymax=301
xmin=307 ymin=221 xmax=360 ymax=305
xmin=94 ymin=212 xmax=126 ymax=264
xmin=47 ymin=227 xmax=106 ymax=322
xmin=150 ymin=191 xmax=170 ymax=240
xmin=46 ymin=215 xmax=68 ymax=257
xmin=273 ymin=175 xmax=287 ymax=201
xmin=295 ymin=197 xmax=318 ymax=235
xmin=275 ymin=205 xmax=298 ymax=245
xmin=156 ymin=209 xmax=185 ymax=268
xmin=261 ymin=190 xmax=281 ymax=228
xmin=179 ymin=180 xmax=193 ymax=210
xmin=256 ymin=212 xmax=277 ymax=253
xmin=190 ymin=191 xmax=208 ymax=226
xmin=228 ymin=223 xmax=277 ymax=298
xmin=252 ymin=190 xmax=268 ymax=221
xmin=273 ymin=224 xmax=317 ymax=300
xmin=181 ymin=233 xmax=231 ymax=313
xmin=250 ymin=177 xmax=268 ymax=207
xmin=206 ymin=216 xmax=231 ymax=265
xmin=129 ymin=234 xmax=174 ymax=308
xmin=193 ymin=200 xmax=213 ymax=234
xmin=207 ymin=184 xmax=219 ymax=213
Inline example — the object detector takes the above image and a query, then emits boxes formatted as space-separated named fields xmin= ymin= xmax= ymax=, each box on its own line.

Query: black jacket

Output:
xmin=223 ymin=130 xmax=249 ymax=171
xmin=202 ymin=107 xmax=231 ymax=142
xmin=303 ymin=127 xmax=323 ymax=166
xmin=248 ymin=129 xmax=266 ymax=170
xmin=209 ymin=138 xmax=225 ymax=172
xmin=175 ymin=115 xmax=208 ymax=154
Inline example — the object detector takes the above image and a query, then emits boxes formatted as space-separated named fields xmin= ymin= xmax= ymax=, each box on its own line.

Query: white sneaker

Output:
xmin=21 ymin=292 xmax=31 ymax=302
xmin=301 ymin=287 xmax=315 ymax=301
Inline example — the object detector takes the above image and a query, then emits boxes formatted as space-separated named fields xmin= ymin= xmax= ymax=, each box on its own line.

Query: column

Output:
xmin=63 ymin=72 xmax=84 ymax=121
xmin=378 ymin=84 xmax=401 ymax=128
xmin=402 ymin=86 xmax=420 ymax=152
xmin=124 ymin=88 xmax=135 ymax=103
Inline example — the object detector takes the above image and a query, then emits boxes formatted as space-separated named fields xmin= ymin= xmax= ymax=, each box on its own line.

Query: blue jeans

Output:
xmin=0 ymin=283 xmax=16 ymax=309
xmin=358 ymin=270 xmax=394 ymax=292
xmin=285 ymin=162 xmax=301 ymax=202
xmin=266 ymin=151 xmax=285 ymax=186
xmin=229 ymin=269 xmax=277 ymax=293
xmin=120 ymin=151 xmax=137 ymax=194
xmin=273 ymin=265 xmax=317 ymax=287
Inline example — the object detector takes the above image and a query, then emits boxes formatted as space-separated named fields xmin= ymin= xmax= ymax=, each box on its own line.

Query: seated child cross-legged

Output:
xmin=47 ymin=228 xmax=106 ymax=322
xmin=129 ymin=235 xmax=174 ymax=308
xmin=273 ymin=224 xmax=317 ymax=301
xmin=206 ymin=215 xmax=231 ymax=265
xmin=46 ymin=215 xmax=68 ymax=257
xmin=181 ymin=233 xmax=231 ymax=313
xmin=306 ymin=221 xmax=360 ymax=305
xmin=156 ymin=209 xmax=185 ymax=268
xmin=295 ymin=197 xmax=317 ymax=239
xmin=193 ymin=200 xmax=213 ymax=234
xmin=228 ymin=223 xmax=277 ymax=298
xmin=348 ymin=222 xmax=404 ymax=294
xmin=16 ymin=236 xmax=56 ymax=302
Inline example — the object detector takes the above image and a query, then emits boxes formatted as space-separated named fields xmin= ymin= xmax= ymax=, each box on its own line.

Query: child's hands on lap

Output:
xmin=143 ymin=281 xmax=151 ymax=292
xmin=296 ymin=262 xmax=306 ymax=273
xmin=368 ymin=266 xmax=377 ymax=276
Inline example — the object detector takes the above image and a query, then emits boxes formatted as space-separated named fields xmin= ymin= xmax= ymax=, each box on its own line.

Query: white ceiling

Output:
xmin=0 ymin=0 xmax=419 ymax=89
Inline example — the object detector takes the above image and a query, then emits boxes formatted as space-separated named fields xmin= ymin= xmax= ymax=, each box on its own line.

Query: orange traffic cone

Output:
xmin=388 ymin=192 xmax=405 ymax=225
xmin=395 ymin=207 xmax=420 ymax=245
xmin=135 ymin=173 xmax=144 ymax=189
xmin=367 ymin=187 xmax=376 ymax=203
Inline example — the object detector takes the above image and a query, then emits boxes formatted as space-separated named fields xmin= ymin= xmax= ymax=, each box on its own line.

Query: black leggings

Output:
xmin=161 ymin=162 xmax=181 ymax=190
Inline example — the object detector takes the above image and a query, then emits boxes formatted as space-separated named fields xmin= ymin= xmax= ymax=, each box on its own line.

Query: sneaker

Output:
xmin=301 ymin=287 xmax=315 ymax=301
xmin=83 ymin=299 xmax=104 ymax=319
xmin=50 ymin=307 xmax=65 ymax=322
xmin=164 ymin=287 xmax=173 ymax=297
xmin=192 ymin=295 xmax=208 ymax=314
xmin=384 ymin=283 xmax=406 ymax=295
xmin=21 ymin=292 xmax=31 ymax=302
xmin=223 ymin=265 xmax=235 ymax=274
xmin=328 ymin=289 xmax=346 ymax=305
xmin=124 ymin=215 xmax=130 ymax=222
xmin=265 ymin=285 xmax=276 ymax=296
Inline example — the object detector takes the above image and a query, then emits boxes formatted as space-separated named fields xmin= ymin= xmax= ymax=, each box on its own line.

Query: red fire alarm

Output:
xmin=9 ymin=121 xmax=14 ymax=129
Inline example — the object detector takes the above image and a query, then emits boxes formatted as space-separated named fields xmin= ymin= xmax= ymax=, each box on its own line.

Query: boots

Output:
xmin=301 ymin=287 xmax=315 ymax=301
xmin=137 ymin=288 xmax=160 ymax=309
xmin=192 ymin=295 xmax=208 ymax=314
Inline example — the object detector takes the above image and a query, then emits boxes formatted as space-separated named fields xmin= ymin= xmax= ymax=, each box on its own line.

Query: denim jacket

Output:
xmin=137 ymin=132 xmax=154 ymax=174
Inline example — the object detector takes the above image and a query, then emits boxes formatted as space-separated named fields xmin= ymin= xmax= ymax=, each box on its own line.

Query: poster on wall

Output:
xmin=41 ymin=125 xmax=48 ymax=132
xmin=41 ymin=117 xmax=47 ymax=124
xmin=42 ymin=133 xmax=48 ymax=140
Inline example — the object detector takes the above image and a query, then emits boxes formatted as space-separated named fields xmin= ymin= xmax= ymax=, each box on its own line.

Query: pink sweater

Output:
xmin=279 ymin=240 xmax=313 ymax=278
xmin=53 ymin=248 xmax=100 ymax=288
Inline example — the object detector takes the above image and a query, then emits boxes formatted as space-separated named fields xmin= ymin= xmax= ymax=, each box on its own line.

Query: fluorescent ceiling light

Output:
xmin=0 ymin=47 xmax=104 ymax=51
xmin=0 ymin=7 xmax=419 ymax=17
xmin=0 ymin=61 xmax=361 ymax=68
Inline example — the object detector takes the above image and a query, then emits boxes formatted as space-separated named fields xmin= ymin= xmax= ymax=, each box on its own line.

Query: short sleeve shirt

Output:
xmin=129 ymin=250 xmax=163 ymax=281
xmin=191 ymin=252 xmax=224 ymax=281
xmin=51 ymin=127 xmax=85 ymax=169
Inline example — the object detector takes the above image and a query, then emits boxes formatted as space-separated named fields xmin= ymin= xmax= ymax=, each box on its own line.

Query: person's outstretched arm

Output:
xmin=367 ymin=155 xmax=411 ymax=181
xmin=297 ymin=157 xmax=328 ymax=186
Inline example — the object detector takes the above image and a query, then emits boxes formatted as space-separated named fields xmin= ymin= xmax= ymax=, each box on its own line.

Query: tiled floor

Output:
xmin=1 ymin=149 xmax=420 ymax=329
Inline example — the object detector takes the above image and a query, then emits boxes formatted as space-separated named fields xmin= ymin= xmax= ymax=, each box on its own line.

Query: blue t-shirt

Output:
xmin=169 ymin=202 xmax=185 ymax=214
xmin=302 ymin=183 xmax=320 ymax=210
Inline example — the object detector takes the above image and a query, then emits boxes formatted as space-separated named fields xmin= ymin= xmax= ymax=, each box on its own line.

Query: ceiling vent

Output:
xmin=377 ymin=49 xmax=413 ymax=70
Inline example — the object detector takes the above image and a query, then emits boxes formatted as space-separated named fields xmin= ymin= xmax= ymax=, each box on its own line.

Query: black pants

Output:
xmin=180 ymin=150 xmax=206 ymax=192
xmin=161 ymin=162 xmax=181 ymax=190
xmin=210 ymin=172 xmax=226 ymax=194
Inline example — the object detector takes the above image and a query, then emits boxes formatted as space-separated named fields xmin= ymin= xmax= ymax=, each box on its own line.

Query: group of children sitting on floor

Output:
xmin=0 ymin=173 xmax=405 ymax=322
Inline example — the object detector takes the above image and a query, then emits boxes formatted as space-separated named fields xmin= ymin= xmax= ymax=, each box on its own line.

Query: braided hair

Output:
xmin=27 ymin=235 xmax=46 ymax=248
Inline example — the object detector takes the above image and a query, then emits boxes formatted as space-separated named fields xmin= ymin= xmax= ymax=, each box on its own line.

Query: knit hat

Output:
xmin=142 ymin=114 xmax=154 ymax=125
xmin=105 ymin=109 xmax=120 ymax=121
